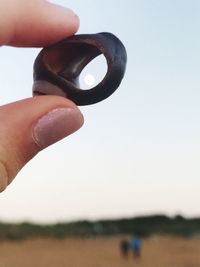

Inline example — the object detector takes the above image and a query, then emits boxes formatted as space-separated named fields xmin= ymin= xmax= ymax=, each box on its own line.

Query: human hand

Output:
xmin=0 ymin=0 xmax=84 ymax=192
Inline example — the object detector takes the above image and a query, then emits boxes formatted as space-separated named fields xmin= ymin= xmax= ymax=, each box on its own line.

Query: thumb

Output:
xmin=0 ymin=96 xmax=84 ymax=192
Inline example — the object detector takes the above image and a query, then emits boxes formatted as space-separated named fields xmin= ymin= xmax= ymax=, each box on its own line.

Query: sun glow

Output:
xmin=84 ymin=74 xmax=96 ymax=87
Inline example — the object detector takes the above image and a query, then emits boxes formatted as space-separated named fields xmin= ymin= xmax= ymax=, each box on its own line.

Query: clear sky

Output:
xmin=0 ymin=0 xmax=200 ymax=223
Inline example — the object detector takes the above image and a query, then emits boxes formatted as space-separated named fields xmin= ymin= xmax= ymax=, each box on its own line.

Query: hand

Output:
xmin=0 ymin=0 xmax=84 ymax=192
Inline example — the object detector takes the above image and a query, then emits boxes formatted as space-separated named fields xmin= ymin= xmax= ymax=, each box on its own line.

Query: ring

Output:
xmin=33 ymin=32 xmax=127 ymax=106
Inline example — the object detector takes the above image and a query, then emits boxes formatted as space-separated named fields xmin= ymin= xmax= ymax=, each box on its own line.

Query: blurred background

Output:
xmin=0 ymin=0 xmax=200 ymax=266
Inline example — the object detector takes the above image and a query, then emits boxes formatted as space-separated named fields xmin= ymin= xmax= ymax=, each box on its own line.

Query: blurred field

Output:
xmin=0 ymin=236 xmax=200 ymax=267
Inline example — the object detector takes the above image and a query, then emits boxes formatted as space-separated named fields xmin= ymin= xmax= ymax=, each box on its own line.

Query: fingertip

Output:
xmin=2 ymin=1 xmax=80 ymax=47
xmin=42 ymin=3 xmax=80 ymax=44
xmin=33 ymin=105 xmax=84 ymax=149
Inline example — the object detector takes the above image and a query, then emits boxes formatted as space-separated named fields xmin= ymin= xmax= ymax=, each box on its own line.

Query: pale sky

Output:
xmin=0 ymin=0 xmax=200 ymax=223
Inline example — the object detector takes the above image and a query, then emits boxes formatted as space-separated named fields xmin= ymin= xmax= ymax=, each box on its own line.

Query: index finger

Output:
xmin=0 ymin=0 xmax=79 ymax=47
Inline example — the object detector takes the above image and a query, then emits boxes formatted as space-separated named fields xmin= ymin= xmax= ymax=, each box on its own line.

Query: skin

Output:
xmin=0 ymin=0 xmax=84 ymax=192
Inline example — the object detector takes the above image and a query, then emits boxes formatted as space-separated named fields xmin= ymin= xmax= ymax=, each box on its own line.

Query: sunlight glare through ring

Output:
xmin=84 ymin=74 xmax=96 ymax=87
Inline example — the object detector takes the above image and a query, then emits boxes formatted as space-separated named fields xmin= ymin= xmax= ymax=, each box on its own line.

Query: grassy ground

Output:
xmin=0 ymin=236 xmax=200 ymax=267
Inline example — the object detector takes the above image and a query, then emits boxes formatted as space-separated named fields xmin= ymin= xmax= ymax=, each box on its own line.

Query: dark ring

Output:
xmin=33 ymin=32 xmax=127 ymax=106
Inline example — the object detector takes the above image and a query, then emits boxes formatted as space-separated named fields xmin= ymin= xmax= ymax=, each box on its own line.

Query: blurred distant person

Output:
xmin=130 ymin=235 xmax=142 ymax=259
xmin=119 ymin=239 xmax=130 ymax=259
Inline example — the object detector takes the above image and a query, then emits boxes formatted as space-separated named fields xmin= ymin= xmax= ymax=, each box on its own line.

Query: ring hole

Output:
xmin=79 ymin=55 xmax=108 ymax=90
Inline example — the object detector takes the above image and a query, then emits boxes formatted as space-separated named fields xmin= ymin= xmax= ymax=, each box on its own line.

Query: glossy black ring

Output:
xmin=33 ymin=32 xmax=127 ymax=106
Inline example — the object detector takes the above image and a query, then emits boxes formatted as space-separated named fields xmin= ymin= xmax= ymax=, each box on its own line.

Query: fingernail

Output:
xmin=33 ymin=107 xmax=84 ymax=148
xmin=65 ymin=7 xmax=78 ymax=17
xmin=54 ymin=4 xmax=79 ymax=21
xmin=54 ymin=5 xmax=80 ymax=33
